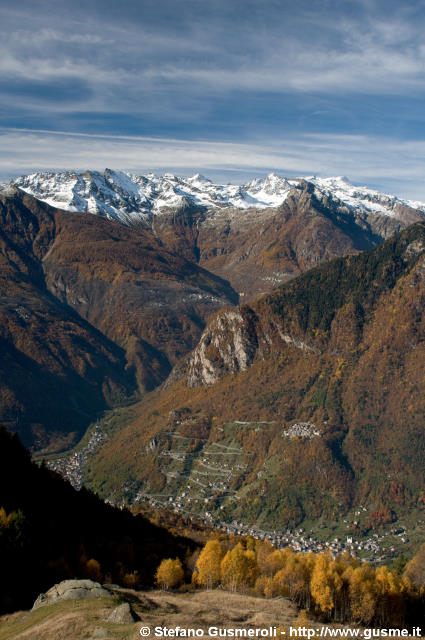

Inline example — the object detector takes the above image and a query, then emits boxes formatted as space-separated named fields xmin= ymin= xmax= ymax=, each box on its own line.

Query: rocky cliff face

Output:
xmin=187 ymin=308 xmax=260 ymax=386
xmin=186 ymin=221 xmax=425 ymax=387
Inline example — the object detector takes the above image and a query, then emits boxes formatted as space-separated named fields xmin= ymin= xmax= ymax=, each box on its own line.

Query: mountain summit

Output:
xmin=13 ymin=170 xmax=425 ymax=223
xmin=11 ymin=171 xmax=425 ymax=299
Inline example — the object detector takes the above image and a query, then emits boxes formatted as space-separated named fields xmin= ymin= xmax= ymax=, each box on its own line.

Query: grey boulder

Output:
xmin=105 ymin=602 xmax=138 ymax=624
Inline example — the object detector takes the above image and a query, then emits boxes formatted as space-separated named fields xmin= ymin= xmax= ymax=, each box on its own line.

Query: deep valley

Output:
xmin=3 ymin=170 xmax=422 ymax=562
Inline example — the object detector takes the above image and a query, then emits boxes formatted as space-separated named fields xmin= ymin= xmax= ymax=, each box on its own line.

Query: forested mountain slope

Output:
xmin=84 ymin=222 xmax=425 ymax=535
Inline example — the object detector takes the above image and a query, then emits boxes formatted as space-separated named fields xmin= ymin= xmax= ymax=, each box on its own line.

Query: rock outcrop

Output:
xmin=187 ymin=308 xmax=259 ymax=386
xmin=32 ymin=580 xmax=111 ymax=610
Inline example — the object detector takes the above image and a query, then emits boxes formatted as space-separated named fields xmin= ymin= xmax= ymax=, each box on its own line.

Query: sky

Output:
xmin=1 ymin=0 xmax=425 ymax=199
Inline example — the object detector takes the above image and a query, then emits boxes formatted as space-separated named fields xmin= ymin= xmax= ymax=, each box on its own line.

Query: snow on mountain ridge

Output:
xmin=11 ymin=170 xmax=425 ymax=224
xmin=310 ymin=176 xmax=425 ymax=217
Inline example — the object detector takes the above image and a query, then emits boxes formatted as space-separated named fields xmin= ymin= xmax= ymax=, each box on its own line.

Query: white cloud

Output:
xmin=1 ymin=4 xmax=425 ymax=99
xmin=1 ymin=127 xmax=424 ymax=200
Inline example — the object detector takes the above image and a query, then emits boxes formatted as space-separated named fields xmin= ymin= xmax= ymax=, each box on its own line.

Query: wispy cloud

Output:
xmin=2 ymin=1 xmax=425 ymax=100
xmin=1 ymin=0 xmax=425 ymax=199
xmin=1 ymin=127 xmax=424 ymax=200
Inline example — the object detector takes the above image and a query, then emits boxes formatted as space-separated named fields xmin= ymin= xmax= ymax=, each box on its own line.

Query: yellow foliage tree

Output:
xmin=345 ymin=565 xmax=376 ymax=624
xmin=404 ymin=543 xmax=425 ymax=593
xmin=273 ymin=553 xmax=310 ymax=607
xmin=295 ymin=609 xmax=313 ymax=630
xmin=0 ymin=507 xmax=9 ymax=529
xmin=85 ymin=558 xmax=102 ymax=582
xmin=0 ymin=507 xmax=15 ymax=530
xmin=220 ymin=543 xmax=258 ymax=591
xmin=194 ymin=539 xmax=224 ymax=588
xmin=310 ymin=554 xmax=334 ymax=615
xmin=264 ymin=549 xmax=288 ymax=577
xmin=256 ymin=540 xmax=275 ymax=576
xmin=374 ymin=566 xmax=403 ymax=626
xmin=123 ymin=570 xmax=140 ymax=589
xmin=155 ymin=558 xmax=184 ymax=590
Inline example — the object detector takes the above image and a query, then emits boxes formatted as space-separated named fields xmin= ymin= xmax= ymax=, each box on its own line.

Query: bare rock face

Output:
xmin=187 ymin=308 xmax=259 ymax=386
xmin=185 ymin=298 xmax=322 ymax=387
xmin=32 ymin=579 xmax=111 ymax=610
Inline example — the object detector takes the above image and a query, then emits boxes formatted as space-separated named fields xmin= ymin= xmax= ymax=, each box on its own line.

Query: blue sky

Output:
xmin=1 ymin=0 xmax=425 ymax=198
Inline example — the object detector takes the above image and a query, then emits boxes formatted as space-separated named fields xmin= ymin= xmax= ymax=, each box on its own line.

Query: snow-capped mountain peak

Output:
xmin=11 ymin=170 xmax=425 ymax=225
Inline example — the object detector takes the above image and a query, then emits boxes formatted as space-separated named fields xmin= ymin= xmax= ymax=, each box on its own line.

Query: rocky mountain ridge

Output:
xmin=10 ymin=175 xmax=425 ymax=299
xmin=12 ymin=170 xmax=425 ymax=222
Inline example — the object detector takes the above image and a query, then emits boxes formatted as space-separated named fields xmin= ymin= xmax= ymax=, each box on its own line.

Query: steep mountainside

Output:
xmin=194 ymin=180 xmax=414 ymax=297
xmin=0 ymin=186 xmax=236 ymax=449
xmin=84 ymin=223 xmax=425 ymax=538
xmin=0 ymin=426 xmax=193 ymax=614
xmin=13 ymin=171 xmax=425 ymax=298
xmin=0 ymin=188 xmax=135 ymax=449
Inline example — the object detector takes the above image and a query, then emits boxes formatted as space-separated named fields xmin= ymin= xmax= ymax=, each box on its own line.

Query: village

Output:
xmin=138 ymin=489 xmax=411 ymax=563
xmin=46 ymin=419 xmax=413 ymax=564
xmin=47 ymin=425 xmax=106 ymax=490
xmin=134 ymin=416 xmax=420 ymax=563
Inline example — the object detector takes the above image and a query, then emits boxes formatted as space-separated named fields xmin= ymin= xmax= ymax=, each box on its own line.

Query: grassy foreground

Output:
xmin=0 ymin=588 xmax=314 ymax=640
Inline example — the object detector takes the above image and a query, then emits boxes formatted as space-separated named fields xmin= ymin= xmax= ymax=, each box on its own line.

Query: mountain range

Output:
xmin=13 ymin=170 xmax=425 ymax=220
xmin=11 ymin=171 xmax=425 ymax=300
xmin=1 ymin=169 xmax=425 ymax=547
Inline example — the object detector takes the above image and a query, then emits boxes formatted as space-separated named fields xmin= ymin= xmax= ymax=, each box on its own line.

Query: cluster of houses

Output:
xmin=47 ymin=426 xmax=106 ymax=490
xmin=47 ymin=418 xmax=413 ymax=563
xmin=138 ymin=488 xmax=410 ymax=562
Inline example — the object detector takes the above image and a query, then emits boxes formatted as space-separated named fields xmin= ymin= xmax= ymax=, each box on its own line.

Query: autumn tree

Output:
xmin=84 ymin=558 xmax=103 ymax=582
xmin=404 ymin=543 xmax=425 ymax=593
xmin=155 ymin=558 xmax=184 ymax=590
xmin=310 ymin=554 xmax=335 ymax=616
xmin=345 ymin=564 xmax=377 ymax=624
xmin=220 ymin=543 xmax=258 ymax=591
xmin=295 ymin=609 xmax=313 ymax=631
xmin=263 ymin=549 xmax=288 ymax=577
xmin=123 ymin=570 xmax=140 ymax=589
xmin=256 ymin=539 xmax=275 ymax=576
xmin=193 ymin=539 xmax=224 ymax=588
xmin=273 ymin=551 xmax=311 ymax=608
xmin=374 ymin=565 xmax=404 ymax=626
xmin=0 ymin=507 xmax=12 ymax=529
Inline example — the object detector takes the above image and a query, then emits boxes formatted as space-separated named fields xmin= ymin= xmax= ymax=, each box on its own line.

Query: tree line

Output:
xmin=156 ymin=537 xmax=425 ymax=628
